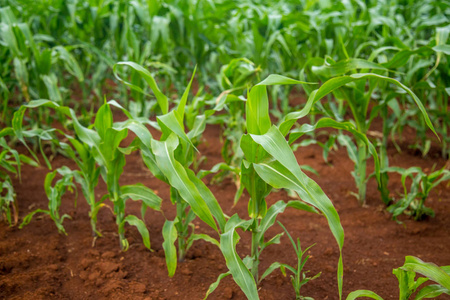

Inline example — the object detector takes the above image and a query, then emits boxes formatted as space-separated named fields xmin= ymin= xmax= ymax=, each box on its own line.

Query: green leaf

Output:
xmin=53 ymin=46 xmax=84 ymax=82
xmin=246 ymin=85 xmax=271 ymax=135
xmin=94 ymin=102 xmax=113 ymax=140
xmin=432 ymin=45 xmax=450 ymax=55
xmin=312 ymin=58 xmax=389 ymax=77
xmin=290 ymin=117 xmax=381 ymax=187
xmin=240 ymin=160 xmax=270 ymax=219
xmin=256 ymin=200 xmax=287 ymax=243
xmin=176 ymin=66 xmax=197 ymax=124
xmin=220 ymin=218 xmax=259 ymax=300
xmin=113 ymin=118 xmax=153 ymax=150
xmin=44 ymin=170 xmax=58 ymax=198
xmin=120 ymin=184 xmax=162 ymax=211
xmin=260 ymin=262 xmax=294 ymax=283
xmin=337 ymin=135 xmax=358 ymax=163
xmin=101 ymin=127 xmax=128 ymax=162
xmin=286 ymin=200 xmax=319 ymax=214
xmin=151 ymin=135 xmax=218 ymax=231
xmin=114 ymin=61 xmax=168 ymax=114
xmin=401 ymin=256 xmax=450 ymax=290
xmin=186 ymin=168 xmax=226 ymax=232
xmin=19 ymin=209 xmax=50 ymax=229
xmin=415 ymin=284 xmax=450 ymax=300
xmin=345 ymin=290 xmax=383 ymax=300
xmin=187 ymin=233 xmax=220 ymax=250
xmin=279 ymin=73 xmax=438 ymax=139
xmin=256 ymin=74 xmax=312 ymax=86
xmin=157 ymin=111 xmax=196 ymax=150
xmin=240 ymin=134 xmax=270 ymax=164
xmin=41 ymin=74 xmax=62 ymax=103
xmin=120 ymin=215 xmax=151 ymax=250
xmin=204 ymin=272 xmax=231 ymax=300
xmin=162 ymin=219 xmax=178 ymax=277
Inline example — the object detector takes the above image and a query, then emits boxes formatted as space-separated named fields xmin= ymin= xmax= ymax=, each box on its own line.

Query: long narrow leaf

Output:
xmin=113 ymin=61 xmax=168 ymax=114
xmin=162 ymin=219 xmax=178 ymax=277
xmin=220 ymin=217 xmax=259 ymax=300
xmin=151 ymin=135 xmax=218 ymax=231
xmin=120 ymin=184 xmax=162 ymax=211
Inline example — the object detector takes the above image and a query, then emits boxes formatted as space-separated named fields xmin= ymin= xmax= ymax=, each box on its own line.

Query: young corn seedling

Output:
xmin=205 ymin=75 xmax=345 ymax=300
xmin=384 ymin=165 xmax=450 ymax=221
xmin=260 ymin=221 xmax=320 ymax=300
xmin=346 ymin=256 xmax=450 ymax=300
xmin=120 ymin=63 xmax=227 ymax=275
xmin=20 ymin=166 xmax=76 ymax=235
xmin=67 ymin=101 xmax=163 ymax=250
xmin=153 ymin=71 xmax=224 ymax=266
xmin=114 ymin=61 xmax=227 ymax=274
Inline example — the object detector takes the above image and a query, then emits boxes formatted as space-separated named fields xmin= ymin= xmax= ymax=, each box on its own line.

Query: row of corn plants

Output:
xmin=3 ymin=58 xmax=448 ymax=298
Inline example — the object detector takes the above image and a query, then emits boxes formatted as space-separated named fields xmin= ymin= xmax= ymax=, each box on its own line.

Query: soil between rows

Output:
xmin=1 ymin=123 xmax=449 ymax=300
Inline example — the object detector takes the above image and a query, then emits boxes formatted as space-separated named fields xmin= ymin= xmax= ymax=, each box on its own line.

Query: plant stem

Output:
xmin=114 ymin=192 xmax=125 ymax=251
xmin=416 ymin=197 xmax=426 ymax=221
xmin=178 ymin=236 xmax=187 ymax=262
xmin=251 ymin=219 xmax=260 ymax=282
xmin=117 ymin=210 xmax=125 ymax=250
xmin=379 ymin=103 xmax=391 ymax=205
xmin=357 ymin=138 xmax=367 ymax=205
xmin=176 ymin=193 xmax=188 ymax=262
xmin=88 ymin=192 xmax=98 ymax=237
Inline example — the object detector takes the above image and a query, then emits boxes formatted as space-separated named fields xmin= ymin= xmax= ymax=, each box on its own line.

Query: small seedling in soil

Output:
xmin=259 ymin=221 xmax=321 ymax=300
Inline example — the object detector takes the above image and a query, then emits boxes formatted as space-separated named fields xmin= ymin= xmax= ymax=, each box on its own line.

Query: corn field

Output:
xmin=1 ymin=0 xmax=449 ymax=299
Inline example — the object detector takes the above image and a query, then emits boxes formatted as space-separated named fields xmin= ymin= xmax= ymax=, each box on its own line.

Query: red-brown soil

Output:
xmin=1 ymin=122 xmax=449 ymax=300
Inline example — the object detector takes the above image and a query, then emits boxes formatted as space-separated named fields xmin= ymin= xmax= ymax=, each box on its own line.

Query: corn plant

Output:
xmin=260 ymin=221 xmax=320 ymax=300
xmin=19 ymin=166 xmax=76 ymax=235
xmin=346 ymin=256 xmax=450 ymax=300
xmin=300 ymin=58 xmax=437 ymax=205
xmin=205 ymin=75 xmax=345 ymax=299
xmin=68 ymin=101 xmax=163 ymax=250
xmin=384 ymin=166 xmax=450 ymax=221
xmin=151 ymin=133 xmax=226 ymax=275
xmin=116 ymin=62 xmax=227 ymax=275
xmin=153 ymin=75 xmax=227 ymax=268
